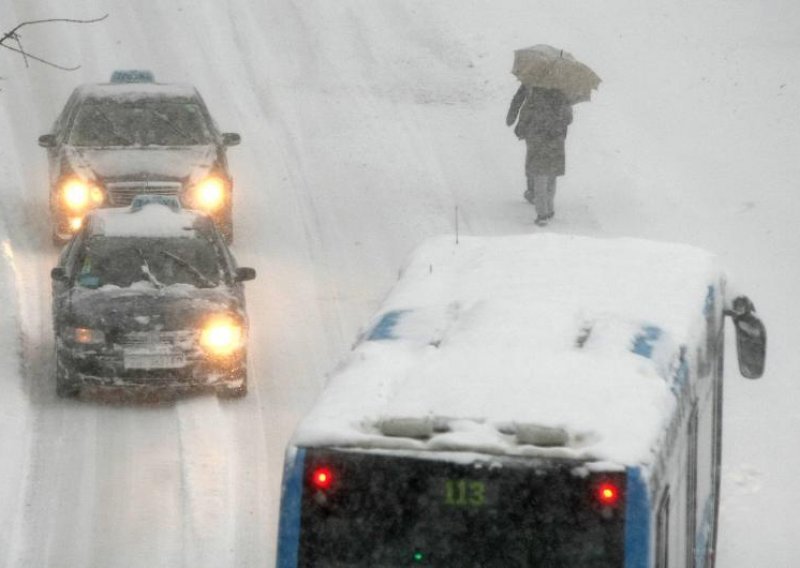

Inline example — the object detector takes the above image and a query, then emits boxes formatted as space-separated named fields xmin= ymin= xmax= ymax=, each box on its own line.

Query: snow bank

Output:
xmin=294 ymin=233 xmax=720 ymax=466
xmin=0 ymin=217 xmax=29 ymax=559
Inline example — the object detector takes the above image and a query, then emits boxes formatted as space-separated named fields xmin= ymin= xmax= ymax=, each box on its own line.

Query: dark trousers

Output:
xmin=526 ymin=175 xmax=557 ymax=218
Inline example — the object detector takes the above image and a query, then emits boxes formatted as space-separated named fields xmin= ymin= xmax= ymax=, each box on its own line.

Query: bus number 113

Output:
xmin=444 ymin=479 xmax=486 ymax=507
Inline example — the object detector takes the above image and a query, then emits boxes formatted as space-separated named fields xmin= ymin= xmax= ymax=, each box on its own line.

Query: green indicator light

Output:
xmin=413 ymin=551 xmax=424 ymax=563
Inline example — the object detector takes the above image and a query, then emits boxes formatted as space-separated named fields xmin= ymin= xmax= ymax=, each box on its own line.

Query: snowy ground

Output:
xmin=0 ymin=0 xmax=798 ymax=566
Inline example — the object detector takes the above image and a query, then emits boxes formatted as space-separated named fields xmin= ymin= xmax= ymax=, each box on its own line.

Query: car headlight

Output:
xmin=65 ymin=326 xmax=106 ymax=345
xmin=199 ymin=316 xmax=243 ymax=356
xmin=189 ymin=176 xmax=227 ymax=212
xmin=60 ymin=178 xmax=104 ymax=211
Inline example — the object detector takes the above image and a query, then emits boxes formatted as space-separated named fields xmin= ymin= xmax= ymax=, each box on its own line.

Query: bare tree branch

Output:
xmin=13 ymin=34 xmax=29 ymax=68
xmin=0 ymin=41 xmax=80 ymax=71
xmin=0 ymin=14 xmax=109 ymax=71
xmin=0 ymin=15 xmax=108 ymax=45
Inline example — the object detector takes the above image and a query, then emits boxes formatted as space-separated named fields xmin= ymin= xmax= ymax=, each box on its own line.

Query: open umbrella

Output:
xmin=512 ymin=45 xmax=601 ymax=104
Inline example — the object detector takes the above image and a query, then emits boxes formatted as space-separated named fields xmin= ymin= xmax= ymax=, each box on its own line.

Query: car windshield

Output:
xmin=69 ymin=100 xmax=213 ymax=147
xmin=75 ymin=236 xmax=224 ymax=289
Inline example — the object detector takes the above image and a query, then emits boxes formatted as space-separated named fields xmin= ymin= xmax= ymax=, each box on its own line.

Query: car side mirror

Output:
xmin=51 ymin=267 xmax=68 ymax=282
xmin=222 ymin=132 xmax=241 ymax=147
xmin=235 ymin=267 xmax=256 ymax=282
xmin=726 ymin=296 xmax=766 ymax=379
xmin=38 ymin=134 xmax=57 ymax=148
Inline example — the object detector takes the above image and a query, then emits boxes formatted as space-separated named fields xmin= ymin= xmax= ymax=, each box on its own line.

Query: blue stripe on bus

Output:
xmin=632 ymin=325 xmax=663 ymax=358
xmin=624 ymin=466 xmax=650 ymax=568
xmin=276 ymin=447 xmax=306 ymax=568
xmin=704 ymin=286 xmax=715 ymax=317
xmin=367 ymin=310 xmax=408 ymax=341
xmin=673 ymin=350 xmax=689 ymax=393
xmin=695 ymin=495 xmax=715 ymax=568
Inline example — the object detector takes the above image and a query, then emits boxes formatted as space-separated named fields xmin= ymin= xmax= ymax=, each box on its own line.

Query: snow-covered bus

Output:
xmin=276 ymin=234 xmax=766 ymax=568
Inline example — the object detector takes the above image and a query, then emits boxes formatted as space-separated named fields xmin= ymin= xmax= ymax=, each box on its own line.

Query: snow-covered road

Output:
xmin=0 ymin=0 xmax=798 ymax=565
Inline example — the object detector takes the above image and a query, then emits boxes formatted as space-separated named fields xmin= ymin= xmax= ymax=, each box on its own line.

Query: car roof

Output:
xmin=73 ymin=82 xmax=202 ymax=104
xmin=293 ymin=233 xmax=723 ymax=466
xmin=84 ymin=198 xmax=211 ymax=239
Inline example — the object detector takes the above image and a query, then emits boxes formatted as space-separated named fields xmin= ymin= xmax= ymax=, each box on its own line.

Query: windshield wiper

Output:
xmin=150 ymin=109 xmax=203 ymax=145
xmin=160 ymin=250 xmax=214 ymax=287
xmin=136 ymin=247 xmax=164 ymax=289
xmin=89 ymin=107 xmax=135 ymax=146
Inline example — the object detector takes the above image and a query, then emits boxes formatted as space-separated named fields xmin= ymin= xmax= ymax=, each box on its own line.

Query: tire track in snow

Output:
xmin=175 ymin=398 xmax=236 ymax=567
xmin=6 ymin=404 xmax=99 ymax=568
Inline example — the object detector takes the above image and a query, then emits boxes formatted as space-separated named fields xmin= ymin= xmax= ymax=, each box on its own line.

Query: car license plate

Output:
xmin=123 ymin=347 xmax=186 ymax=370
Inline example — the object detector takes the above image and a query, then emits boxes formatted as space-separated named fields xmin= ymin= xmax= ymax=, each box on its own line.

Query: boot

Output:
xmin=524 ymin=177 xmax=536 ymax=204
xmin=524 ymin=189 xmax=535 ymax=204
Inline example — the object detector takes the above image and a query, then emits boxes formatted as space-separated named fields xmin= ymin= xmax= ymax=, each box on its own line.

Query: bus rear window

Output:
xmin=298 ymin=449 xmax=626 ymax=567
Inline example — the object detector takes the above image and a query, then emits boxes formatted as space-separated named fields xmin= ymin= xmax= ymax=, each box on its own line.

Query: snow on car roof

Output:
xmin=293 ymin=233 xmax=722 ymax=466
xmin=87 ymin=201 xmax=203 ymax=238
xmin=76 ymin=82 xmax=200 ymax=102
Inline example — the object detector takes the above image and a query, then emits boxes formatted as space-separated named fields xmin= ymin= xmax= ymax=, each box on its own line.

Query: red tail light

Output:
xmin=311 ymin=467 xmax=334 ymax=490
xmin=596 ymin=482 xmax=620 ymax=506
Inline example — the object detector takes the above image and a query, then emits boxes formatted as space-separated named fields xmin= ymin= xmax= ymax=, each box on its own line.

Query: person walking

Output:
xmin=506 ymin=85 xmax=572 ymax=226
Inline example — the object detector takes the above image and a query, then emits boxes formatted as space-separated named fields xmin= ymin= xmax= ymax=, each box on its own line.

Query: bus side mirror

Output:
xmin=234 ymin=267 xmax=256 ymax=282
xmin=38 ymin=134 xmax=57 ymax=148
xmin=726 ymin=296 xmax=766 ymax=379
xmin=222 ymin=132 xmax=241 ymax=147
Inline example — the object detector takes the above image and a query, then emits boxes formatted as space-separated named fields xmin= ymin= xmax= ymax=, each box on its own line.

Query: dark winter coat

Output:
xmin=507 ymin=85 xmax=573 ymax=176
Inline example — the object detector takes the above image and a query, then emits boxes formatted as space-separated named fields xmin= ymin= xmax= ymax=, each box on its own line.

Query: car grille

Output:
xmin=105 ymin=181 xmax=183 ymax=207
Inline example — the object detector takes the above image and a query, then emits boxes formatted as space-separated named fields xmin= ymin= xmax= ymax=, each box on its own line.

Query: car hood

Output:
xmin=64 ymin=146 xmax=216 ymax=184
xmin=66 ymin=284 xmax=242 ymax=332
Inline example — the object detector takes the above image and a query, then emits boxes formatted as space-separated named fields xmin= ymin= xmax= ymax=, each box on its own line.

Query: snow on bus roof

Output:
xmin=293 ymin=233 xmax=722 ymax=466
xmin=87 ymin=201 xmax=202 ymax=238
